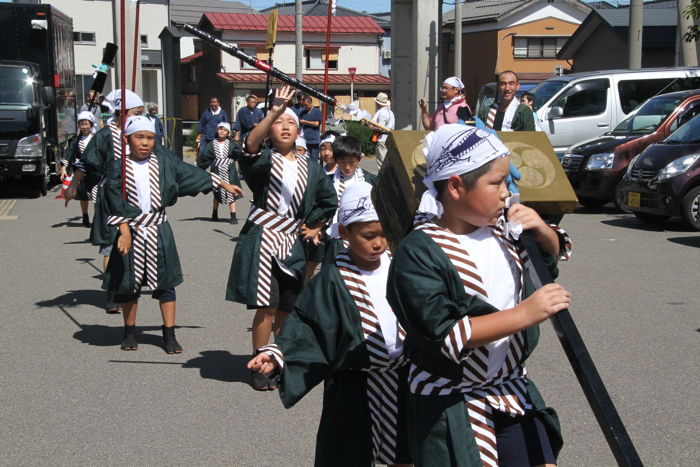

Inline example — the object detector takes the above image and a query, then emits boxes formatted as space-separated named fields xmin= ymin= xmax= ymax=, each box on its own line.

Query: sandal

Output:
xmin=251 ymin=371 xmax=271 ymax=391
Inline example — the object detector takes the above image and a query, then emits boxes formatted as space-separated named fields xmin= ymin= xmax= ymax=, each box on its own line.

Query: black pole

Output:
xmin=519 ymin=232 xmax=643 ymax=466
xmin=180 ymin=23 xmax=341 ymax=108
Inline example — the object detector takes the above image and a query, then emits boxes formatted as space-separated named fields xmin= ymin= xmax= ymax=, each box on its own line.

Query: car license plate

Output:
xmin=628 ymin=192 xmax=641 ymax=207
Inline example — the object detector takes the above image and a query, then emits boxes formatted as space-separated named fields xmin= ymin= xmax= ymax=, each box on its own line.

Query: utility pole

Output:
xmin=295 ymin=0 xmax=303 ymax=82
xmin=454 ymin=0 xmax=462 ymax=77
xmin=627 ymin=0 xmax=643 ymax=68
xmin=678 ymin=0 xmax=699 ymax=66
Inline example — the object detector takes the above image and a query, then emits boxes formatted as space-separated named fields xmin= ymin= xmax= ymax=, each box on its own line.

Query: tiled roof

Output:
xmin=180 ymin=51 xmax=203 ymax=64
xmin=443 ymin=0 xmax=527 ymax=24
xmin=170 ymin=0 xmax=255 ymax=25
xmin=598 ymin=4 xmax=678 ymax=27
xmin=217 ymin=73 xmax=390 ymax=85
xmin=259 ymin=0 xmax=390 ymax=28
xmin=202 ymin=13 xmax=384 ymax=34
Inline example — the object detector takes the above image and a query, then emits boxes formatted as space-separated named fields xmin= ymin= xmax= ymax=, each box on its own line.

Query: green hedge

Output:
xmin=344 ymin=120 xmax=376 ymax=156
xmin=184 ymin=123 xmax=199 ymax=148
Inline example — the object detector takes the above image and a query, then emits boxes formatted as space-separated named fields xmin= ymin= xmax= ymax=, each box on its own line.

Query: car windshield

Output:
xmin=0 ymin=66 xmax=35 ymax=105
xmin=610 ymin=94 xmax=685 ymax=135
xmin=665 ymin=113 xmax=700 ymax=143
xmin=530 ymin=79 xmax=567 ymax=111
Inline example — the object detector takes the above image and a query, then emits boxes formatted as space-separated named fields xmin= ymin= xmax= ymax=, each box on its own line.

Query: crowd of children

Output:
xmin=67 ymin=84 xmax=573 ymax=466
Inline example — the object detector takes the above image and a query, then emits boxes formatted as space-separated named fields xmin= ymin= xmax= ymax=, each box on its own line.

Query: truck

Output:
xmin=0 ymin=3 xmax=76 ymax=196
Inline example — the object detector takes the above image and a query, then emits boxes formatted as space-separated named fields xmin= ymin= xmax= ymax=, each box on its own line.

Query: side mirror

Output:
xmin=43 ymin=86 xmax=55 ymax=104
xmin=548 ymin=106 xmax=563 ymax=120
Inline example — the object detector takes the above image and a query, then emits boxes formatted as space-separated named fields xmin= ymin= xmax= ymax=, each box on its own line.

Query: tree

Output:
xmin=683 ymin=0 xmax=700 ymax=42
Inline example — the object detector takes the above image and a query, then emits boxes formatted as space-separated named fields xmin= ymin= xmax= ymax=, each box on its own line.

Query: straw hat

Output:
xmin=375 ymin=92 xmax=389 ymax=106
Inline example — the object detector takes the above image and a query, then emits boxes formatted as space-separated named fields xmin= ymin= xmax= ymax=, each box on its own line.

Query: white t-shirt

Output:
xmin=371 ymin=106 xmax=395 ymax=143
xmin=131 ymin=157 xmax=152 ymax=214
xmin=457 ymin=226 xmax=520 ymax=379
xmin=278 ymin=156 xmax=298 ymax=216
xmin=358 ymin=252 xmax=403 ymax=359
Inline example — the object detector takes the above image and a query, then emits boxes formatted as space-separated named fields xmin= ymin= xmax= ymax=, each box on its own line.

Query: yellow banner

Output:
xmin=266 ymin=10 xmax=279 ymax=49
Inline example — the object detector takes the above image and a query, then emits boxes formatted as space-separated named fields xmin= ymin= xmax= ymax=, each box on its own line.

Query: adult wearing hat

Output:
xmin=366 ymin=92 xmax=395 ymax=169
xmin=419 ymin=76 xmax=473 ymax=131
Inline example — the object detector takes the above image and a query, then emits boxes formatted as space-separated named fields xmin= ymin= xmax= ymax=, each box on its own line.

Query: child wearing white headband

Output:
xmin=388 ymin=123 xmax=573 ymax=467
xmin=61 ymin=110 xmax=97 ymax=227
xmin=248 ymin=181 xmax=411 ymax=466
xmin=226 ymin=85 xmax=337 ymax=391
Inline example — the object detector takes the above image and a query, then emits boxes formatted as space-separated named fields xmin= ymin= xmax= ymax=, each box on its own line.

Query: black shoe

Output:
xmin=250 ymin=371 xmax=272 ymax=391
xmin=162 ymin=325 xmax=183 ymax=354
xmin=82 ymin=213 xmax=91 ymax=228
xmin=105 ymin=292 xmax=120 ymax=314
xmin=211 ymin=209 xmax=219 ymax=222
xmin=120 ymin=325 xmax=138 ymax=351
xmin=230 ymin=213 xmax=238 ymax=225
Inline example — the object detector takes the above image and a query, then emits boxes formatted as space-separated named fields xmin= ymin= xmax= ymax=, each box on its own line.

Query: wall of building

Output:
xmin=570 ymin=24 xmax=626 ymax=72
xmin=456 ymin=30 xmax=498 ymax=109
xmin=496 ymin=18 xmax=579 ymax=74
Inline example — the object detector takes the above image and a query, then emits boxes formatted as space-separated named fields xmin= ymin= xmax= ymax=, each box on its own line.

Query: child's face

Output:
xmin=269 ymin=113 xmax=298 ymax=148
xmin=127 ymin=106 xmax=144 ymax=117
xmin=78 ymin=120 xmax=92 ymax=135
xmin=340 ymin=220 xmax=387 ymax=269
xmin=451 ymin=156 xmax=511 ymax=229
xmin=127 ymin=131 xmax=156 ymax=159
xmin=216 ymin=127 xmax=229 ymax=139
xmin=320 ymin=142 xmax=334 ymax=164
xmin=335 ymin=156 xmax=360 ymax=177
xmin=296 ymin=146 xmax=307 ymax=156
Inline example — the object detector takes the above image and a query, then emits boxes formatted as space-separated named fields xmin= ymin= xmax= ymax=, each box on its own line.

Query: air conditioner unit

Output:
xmin=382 ymin=50 xmax=391 ymax=60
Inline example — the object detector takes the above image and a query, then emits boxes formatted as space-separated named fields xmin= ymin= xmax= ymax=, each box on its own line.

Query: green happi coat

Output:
xmin=272 ymin=262 xmax=411 ymax=466
xmin=197 ymin=139 xmax=242 ymax=188
xmin=386 ymin=230 xmax=565 ymax=467
xmin=477 ymin=98 xmax=535 ymax=131
xmin=225 ymin=148 xmax=337 ymax=306
xmin=64 ymin=135 xmax=92 ymax=200
xmin=102 ymin=146 xmax=215 ymax=294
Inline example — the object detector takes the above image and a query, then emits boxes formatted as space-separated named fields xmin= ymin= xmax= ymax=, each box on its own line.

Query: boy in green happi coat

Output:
xmin=103 ymin=116 xmax=242 ymax=353
xmin=387 ymin=124 xmax=572 ymax=466
xmin=249 ymin=182 xmax=411 ymax=467
xmin=226 ymin=86 xmax=337 ymax=391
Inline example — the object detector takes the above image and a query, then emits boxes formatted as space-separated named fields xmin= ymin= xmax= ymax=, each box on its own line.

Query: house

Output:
xmin=442 ymin=0 xmax=591 ymax=108
xmin=180 ymin=12 xmax=390 ymax=121
xmin=558 ymin=1 xmax=685 ymax=72
xmin=259 ymin=0 xmax=392 ymax=78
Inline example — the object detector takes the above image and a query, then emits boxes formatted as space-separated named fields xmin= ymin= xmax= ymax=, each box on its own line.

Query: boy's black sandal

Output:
xmin=250 ymin=371 xmax=271 ymax=391
xmin=162 ymin=325 xmax=183 ymax=354
xmin=120 ymin=325 xmax=138 ymax=351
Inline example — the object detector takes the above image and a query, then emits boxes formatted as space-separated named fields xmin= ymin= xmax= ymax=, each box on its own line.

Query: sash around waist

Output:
xmin=248 ymin=205 xmax=302 ymax=235
xmin=107 ymin=209 xmax=167 ymax=229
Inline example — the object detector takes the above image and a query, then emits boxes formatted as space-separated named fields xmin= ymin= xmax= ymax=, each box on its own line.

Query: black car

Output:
xmin=620 ymin=113 xmax=700 ymax=230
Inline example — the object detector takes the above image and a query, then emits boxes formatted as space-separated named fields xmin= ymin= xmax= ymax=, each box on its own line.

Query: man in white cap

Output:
xmin=419 ymin=76 xmax=473 ymax=130
xmin=477 ymin=70 xmax=535 ymax=131
xmin=365 ymin=92 xmax=395 ymax=169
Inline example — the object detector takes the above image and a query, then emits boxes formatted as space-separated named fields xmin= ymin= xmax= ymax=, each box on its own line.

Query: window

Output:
xmin=305 ymin=48 xmax=338 ymax=70
xmin=73 ymin=32 xmax=96 ymax=45
xmin=554 ymin=78 xmax=609 ymax=118
xmin=140 ymin=35 xmax=148 ymax=48
xmin=669 ymin=102 xmax=700 ymax=133
xmin=618 ymin=78 xmax=700 ymax=114
xmin=240 ymin=47 xmax=269 ymax=70
xmin=513 ymin=37 xmax=567 ymax=59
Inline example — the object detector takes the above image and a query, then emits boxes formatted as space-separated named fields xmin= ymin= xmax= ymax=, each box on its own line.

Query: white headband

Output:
xmin=217 ymin=122 xmax=231 ymax=133
xmin=417 ymin=124 xmax=509 ymax=219
xmin=339 ymin=182 xmax=378 ymax=227
xmin=443 ymin=76 xmax=464 ymax=90
xmin=105 ymin=89 xmax=144 ymax=110
xmin=124 ymin=115 xmax=156 ymax=135
xmin=283 ymin=107 xmax=299 ymax=128
xmin=77 ymin=110 xmax=95 ymax=124
xmin=295 ymin=136 xmax=307 ymax=150
xmin=320 ymin=134 xmax=336 ymax=146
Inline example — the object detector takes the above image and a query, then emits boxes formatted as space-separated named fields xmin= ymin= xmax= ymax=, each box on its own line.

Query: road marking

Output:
xmin=0 ymin=199 xmax=18 ymax=220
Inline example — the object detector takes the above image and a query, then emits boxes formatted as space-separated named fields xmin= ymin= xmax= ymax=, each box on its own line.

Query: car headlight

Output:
xmin=16 ymin=133 xmax=43 ymax=158
xmin=655 ymin=154 xmax=700 ymax=181
xmin=585 ymin=152 xmax=615 ymax=170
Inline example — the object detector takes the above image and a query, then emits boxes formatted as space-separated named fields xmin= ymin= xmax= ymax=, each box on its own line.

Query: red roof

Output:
xmin=217 ymin=73 xmax=390 ymax=86
xmin=180 ymin=51 xmax=203 ymax=64
xmin=202 ymin=13 xmax=384 ymax=34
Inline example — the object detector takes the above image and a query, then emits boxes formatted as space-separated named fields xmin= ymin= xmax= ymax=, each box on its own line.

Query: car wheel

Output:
xmin=633 ymin=212 xmax=670 ymax=225
xmin=680 ymin=186 xmax=700 ymax=231
xmin=34 ymin=172 xmax=47 ymax=197
xmin=579 ymin=197 xmax=606 ymax=209
xmin=614 ymin=181 xmax=630 ymax=213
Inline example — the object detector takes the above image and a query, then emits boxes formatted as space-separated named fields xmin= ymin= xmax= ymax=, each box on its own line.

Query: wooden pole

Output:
xmin=321 ymin=1 xmax=332 ymax=133
xmin=131 ymin=0 xmax=140 ymax=91
xmin=120 ymin=0 xmax=127 ymax=200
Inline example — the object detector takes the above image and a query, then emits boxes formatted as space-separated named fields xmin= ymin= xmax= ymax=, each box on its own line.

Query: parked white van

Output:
xmin=530 ymin=67 xmax=700 ymax=154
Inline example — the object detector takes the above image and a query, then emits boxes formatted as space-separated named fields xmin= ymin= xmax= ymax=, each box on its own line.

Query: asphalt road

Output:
xmin=0 ymin=159 xmax=698 ymax=466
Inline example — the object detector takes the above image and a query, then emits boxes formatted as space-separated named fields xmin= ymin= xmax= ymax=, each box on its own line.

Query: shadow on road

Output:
xmin=572 ymin=205 xmax=622 ymax=216
xmin=212 ymin=229 xmax=238 ymax=241
xmin=668 ymin=236 xmax=700 ymax=248
xmin=601 ymin=217 xmax=692 ymax=233
xmin=74 ymin=324 xmax=168 ymax=348
xmin=178 ymin=217 xmax=218 ymax=222
xmin=51 ymin=216 xmax=84 ymax=228
xmin=36 ymin=289 xmax=106 ymax=309
xmin=64 ymin=239 xmax=92 ymax=244
xmin=182 ymin=350 xmax=252 ymax=384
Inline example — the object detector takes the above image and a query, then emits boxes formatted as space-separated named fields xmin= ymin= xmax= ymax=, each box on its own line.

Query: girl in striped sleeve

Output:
xmin=387 ymin=124 xmax=573 ymax=467
xmin=226 ymin=85 xmax=337 ymax=391
xmin=248 ymin=182 xmax=411 ymax=467
xmin=61 ymin=111 xmax=97 ymax=228
xmin=103 ymin=116 xmax=242 ymax=353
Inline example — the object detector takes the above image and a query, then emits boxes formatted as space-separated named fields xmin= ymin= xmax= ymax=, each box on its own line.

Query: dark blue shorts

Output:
xmin=494 ymin=411 xmax=556 ymax=466
xmin=115 ymin=287 xmax=176 ymax=304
